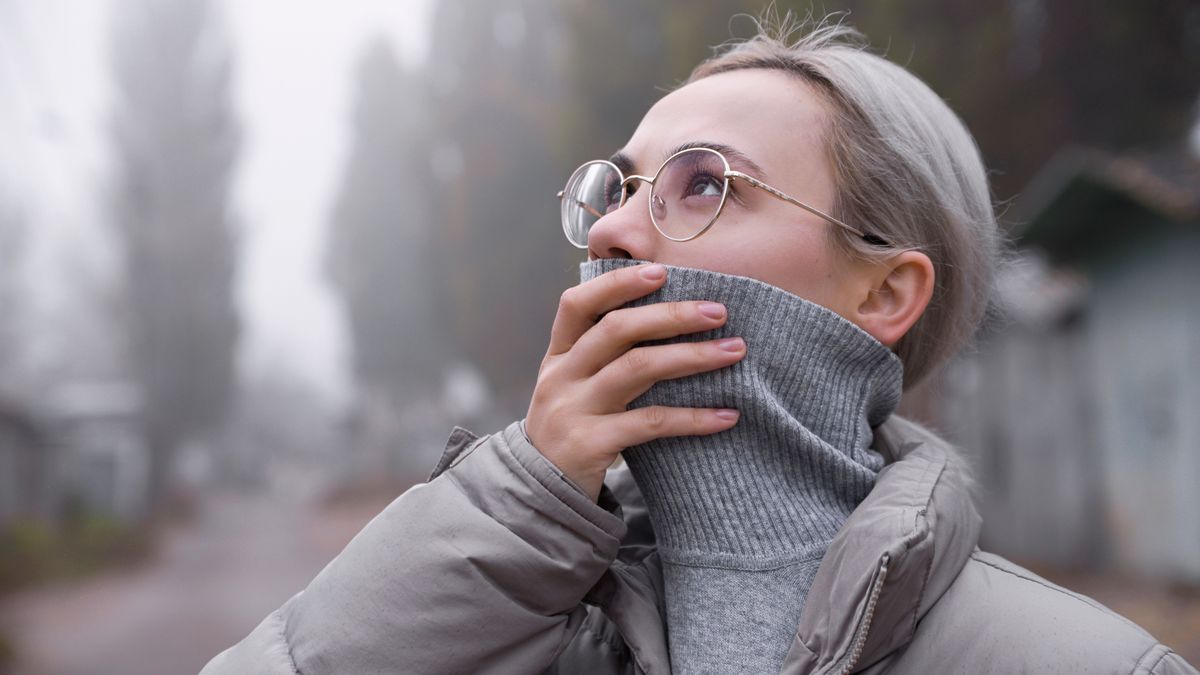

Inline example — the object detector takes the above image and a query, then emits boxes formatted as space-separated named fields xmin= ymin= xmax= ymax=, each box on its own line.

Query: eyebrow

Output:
xmin=609 ymin=140 xmax=769 ymax=181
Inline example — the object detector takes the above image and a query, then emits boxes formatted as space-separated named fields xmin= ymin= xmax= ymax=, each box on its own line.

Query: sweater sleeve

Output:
xmin=200 ymin=419 xmax=628 ymax=675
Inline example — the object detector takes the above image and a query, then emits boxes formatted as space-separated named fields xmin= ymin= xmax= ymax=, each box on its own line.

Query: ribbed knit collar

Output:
xmin=579 ymin=259 xmax=904 ymax=567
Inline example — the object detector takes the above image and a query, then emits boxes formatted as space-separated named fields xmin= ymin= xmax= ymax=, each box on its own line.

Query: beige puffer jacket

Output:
xmin=202 ymin=415 xmax=1197 ymax=674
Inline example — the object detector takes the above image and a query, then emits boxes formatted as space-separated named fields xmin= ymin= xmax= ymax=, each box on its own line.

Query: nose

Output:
xmin=586 ymin=189 xmax=658 ymax=261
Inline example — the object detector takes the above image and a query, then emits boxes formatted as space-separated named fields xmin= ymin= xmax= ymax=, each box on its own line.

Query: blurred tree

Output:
xmin=564 ymin=0 xmax=1200 ymax=212
xmin=422 ymin=0 xmax=764 ymax=414
xmin=424 ymin=0 xmax=579 ymax=414
xmin=109 ymin=0 xmax=240 ymax=509
xmin=802 ymin=0 xmax=1200 ymax=204
xmin=557 ymin=0 xmax=761 ymax=163
xmin=325 ymin=39 xmax=446 ymax=408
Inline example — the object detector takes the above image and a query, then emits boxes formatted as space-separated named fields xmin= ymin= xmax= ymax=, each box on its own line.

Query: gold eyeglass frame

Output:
xmin=556 ymin=146 xmax=885 ymax=249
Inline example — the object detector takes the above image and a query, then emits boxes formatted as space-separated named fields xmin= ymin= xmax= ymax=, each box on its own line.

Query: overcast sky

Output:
xmin=1 ymin=0 xmax=433 ymax=404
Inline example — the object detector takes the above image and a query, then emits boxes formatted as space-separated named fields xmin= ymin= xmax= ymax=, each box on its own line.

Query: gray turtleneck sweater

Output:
xmin=579 ymin=259 xmax=904 ymax=675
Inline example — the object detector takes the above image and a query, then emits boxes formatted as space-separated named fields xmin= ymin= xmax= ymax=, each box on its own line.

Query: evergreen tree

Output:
xmin=326 ymin=39 xmax=445 ymax=405
xmin=425 ymin=0 xmax=577 ymax=413
xmin=109 ymin=0 xmax=240 ymax=507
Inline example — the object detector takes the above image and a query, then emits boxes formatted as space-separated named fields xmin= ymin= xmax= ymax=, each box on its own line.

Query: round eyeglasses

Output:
xmin=556 ymin=146 xmax=889 ymax=249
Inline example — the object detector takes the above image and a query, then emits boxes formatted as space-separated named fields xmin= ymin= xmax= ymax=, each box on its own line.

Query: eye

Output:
xmin=603 ymin=176 xmax=623 ymax=212
xmin=685 ymin=171 xmax=724 ymax=199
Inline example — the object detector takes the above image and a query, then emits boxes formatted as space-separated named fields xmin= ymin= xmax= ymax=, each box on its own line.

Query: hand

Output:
xmin=525 ymin=262 xmax=746 ymax=502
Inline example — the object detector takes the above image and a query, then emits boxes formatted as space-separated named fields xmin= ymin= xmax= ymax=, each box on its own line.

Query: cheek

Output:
xmin=737 ymin=225 xmax=842 ymax=299
xmin=759 ymin=246 xmax=843 ymax=304
xmin=678 ymin=223 xmax=845 ymax=305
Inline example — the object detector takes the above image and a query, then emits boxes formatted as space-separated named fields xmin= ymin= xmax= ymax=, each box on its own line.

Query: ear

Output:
xmin=852 ymin=250 xmax=935 ymax=348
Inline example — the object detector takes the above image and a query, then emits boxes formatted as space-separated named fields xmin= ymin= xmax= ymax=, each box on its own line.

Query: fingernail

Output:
xmin=640 ymin=264 xmax=666 ymax=280
xmin=698 ymin=302 xmax=726 ymax=320
xmin=715 ymin=409 xmax=739 ymax=421
xmin=717 ymin=337 xmax=744 ymax=352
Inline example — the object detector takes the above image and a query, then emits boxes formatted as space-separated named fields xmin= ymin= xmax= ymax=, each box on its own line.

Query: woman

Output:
xmin=203 ymin=15 xmax=1196 ymax=675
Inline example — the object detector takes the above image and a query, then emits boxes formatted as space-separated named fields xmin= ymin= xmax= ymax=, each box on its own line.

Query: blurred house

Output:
xmin=48 ymin=381 xmax=149 ymax=522
xmin=0 ymin=397 xmax=53 ymax=526
xmin=928 ymin=136 xmax=1200 ymax=583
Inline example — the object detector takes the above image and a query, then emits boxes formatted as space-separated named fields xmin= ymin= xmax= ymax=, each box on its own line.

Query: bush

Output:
xmin=0 ymin=515 xmax=153 ymax=595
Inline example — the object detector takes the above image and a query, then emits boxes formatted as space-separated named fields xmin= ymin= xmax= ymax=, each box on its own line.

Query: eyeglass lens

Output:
xmin=561 ymin=162 xmax=620 ymax=247
xmin=561 ymin=149 xmax=728 ymax=247
xmin=649 ymin=149 xmax=727 ymax=241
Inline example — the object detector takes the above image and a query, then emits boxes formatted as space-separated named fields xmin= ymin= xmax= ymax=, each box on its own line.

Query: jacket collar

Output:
xmin=781 ymin=415 xmax=982 ymax=673
xmin=601 ymin=414 xmax=981 ymax=674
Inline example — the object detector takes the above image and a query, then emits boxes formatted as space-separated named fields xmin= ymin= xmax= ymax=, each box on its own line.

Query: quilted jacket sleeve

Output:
xmin=1139 ymin=644 xmax=1200 ymax=675
xmin=200 ymin=419 xmax=630 ymax=675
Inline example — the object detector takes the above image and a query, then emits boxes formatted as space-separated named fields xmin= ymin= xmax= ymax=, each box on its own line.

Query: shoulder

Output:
xmin=865 ymin=417 xmax=1195 ymax=673
xmin=895 ymin=550 xmax=1194 ymax=674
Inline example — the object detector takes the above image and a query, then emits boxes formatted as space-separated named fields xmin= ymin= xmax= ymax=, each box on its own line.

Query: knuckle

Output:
xmin=642 ymin=406 xmax=669 ymax=432
xmin=535 ymin=357 xmax=564 ymax=385
xmin=558 ymin=288 xmax=580 ymax=315
xmin=598 ymin=310 xmax=626 ymax=338
xmin=622 ymin=346 xmax=651 ymax=374
xmin=667 ymin=301 xmax=689 ymax=324
xmin=527 ymin=388 xmax=554 ymax=418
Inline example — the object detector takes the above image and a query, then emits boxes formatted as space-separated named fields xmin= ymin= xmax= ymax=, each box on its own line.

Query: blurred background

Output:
xmin=0 ymin=0 xmax=1198 ymax=672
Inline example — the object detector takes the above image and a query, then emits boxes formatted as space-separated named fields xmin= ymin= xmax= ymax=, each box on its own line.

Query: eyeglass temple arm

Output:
xmin=726 ymin=171 xmax=869 ymax=240
xmin=557 ymin=191 xmax=605 ymax=220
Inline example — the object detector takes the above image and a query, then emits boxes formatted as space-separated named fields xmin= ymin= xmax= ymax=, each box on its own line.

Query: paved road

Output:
xmin=0 ymin=476 xmax=397 ymax=675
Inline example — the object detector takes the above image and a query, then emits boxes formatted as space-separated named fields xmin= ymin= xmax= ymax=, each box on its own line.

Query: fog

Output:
xmin=1 ymin=0 xmax=1198 ymax=671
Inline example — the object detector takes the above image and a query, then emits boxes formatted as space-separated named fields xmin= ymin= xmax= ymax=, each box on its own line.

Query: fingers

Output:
xmin=602 ymin=405 xmax=740 ymax=449
xmin=590 ymin=338 xmax=746 ymax=405
xmin=546 ymin=262 xmax=667 ymax=357
xmin=531 ymin=260 xmax=746 ymax=497
xmin=565 ymin=300 xmax=731 ymax=376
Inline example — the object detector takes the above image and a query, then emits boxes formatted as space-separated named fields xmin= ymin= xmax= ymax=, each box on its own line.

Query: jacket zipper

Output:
xmin=829 ymin=552 xmax=891 ymax=675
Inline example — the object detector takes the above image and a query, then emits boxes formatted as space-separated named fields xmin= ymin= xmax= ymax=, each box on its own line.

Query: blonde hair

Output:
xmin=686 ymin=12 xmax=1003 ymax=389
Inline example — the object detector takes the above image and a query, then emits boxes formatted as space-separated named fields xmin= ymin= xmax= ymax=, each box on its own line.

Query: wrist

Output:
xmin=519 ymin=418 xmax=606 ymax=502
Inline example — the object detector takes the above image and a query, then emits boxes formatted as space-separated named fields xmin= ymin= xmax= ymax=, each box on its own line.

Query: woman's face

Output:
xmin=586 ymin=68 xmax=871 ymax=322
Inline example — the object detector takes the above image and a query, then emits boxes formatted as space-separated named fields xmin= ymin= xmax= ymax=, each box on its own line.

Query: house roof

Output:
xmin=1012 ymin=144 xmax=1200 ymax=261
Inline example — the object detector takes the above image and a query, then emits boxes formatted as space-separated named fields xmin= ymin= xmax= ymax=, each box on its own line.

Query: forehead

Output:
xmin=619 ymin=69 xmax=831 ymax=178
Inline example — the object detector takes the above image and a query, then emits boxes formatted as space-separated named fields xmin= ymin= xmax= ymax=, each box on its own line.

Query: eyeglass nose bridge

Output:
xmin=615 ymin=173 xmax=655 ymax=207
